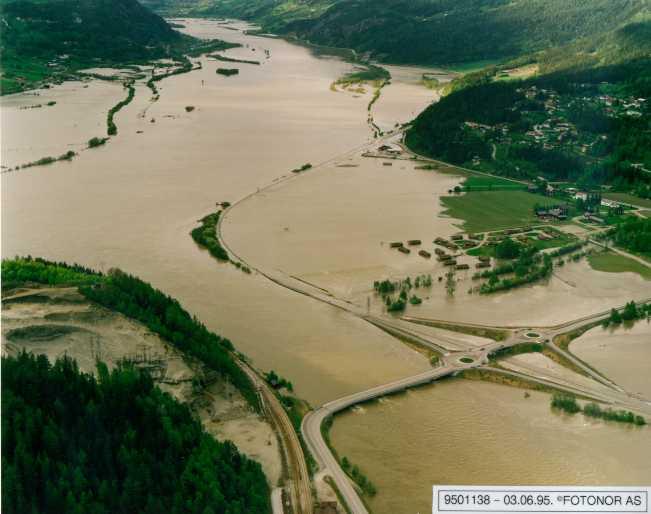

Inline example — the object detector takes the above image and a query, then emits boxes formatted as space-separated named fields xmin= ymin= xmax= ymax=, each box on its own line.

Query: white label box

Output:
xmin=433 ymin=486 xmax=649 ymax=514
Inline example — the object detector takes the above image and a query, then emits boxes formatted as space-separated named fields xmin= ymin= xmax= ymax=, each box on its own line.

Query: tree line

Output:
xmin=1 ymin=258 xmax=258 ymax=408
xmin=551 ymin=392 xmax=645 ymax=426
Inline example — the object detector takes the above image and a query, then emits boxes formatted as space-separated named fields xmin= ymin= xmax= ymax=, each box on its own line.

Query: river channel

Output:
xmin=2 ymin=18 xmax=649 ymax=513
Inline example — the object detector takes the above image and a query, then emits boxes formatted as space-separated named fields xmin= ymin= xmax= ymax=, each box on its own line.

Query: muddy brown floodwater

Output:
xmin=570 ymin=322 xmax=651 ymax=399
xmin=2 ymin=19 xmax=440 ymax=406
xmin=330 ymin=380 xmax=651 ymax=514
xmin=2 ymin=18 xmax=650 ymax=513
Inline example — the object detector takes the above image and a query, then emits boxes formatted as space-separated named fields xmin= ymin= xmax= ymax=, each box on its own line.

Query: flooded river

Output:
xmin=330 ymin=380 xmax=651 ymax=514
xmin=2 ymin=19 xmax=434 ymax=405
xmin=2 ymin=18 xmax=649 ymax=513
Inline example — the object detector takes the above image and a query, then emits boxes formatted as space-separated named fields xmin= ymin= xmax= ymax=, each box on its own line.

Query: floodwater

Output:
xmin=3 ymin=17 xmax=650 ymax=510
xmin=571 ymin=322 xmax=651 ymax=399
xmin=224 ymin=150 xmax=650 ymax=326
xmin=330 ymin=380 xmax=651 ymax=514
xmin=1 ymin=80 xmax=124 ymax=169
xmin=1 ymin=19 xmax=440 ymax=405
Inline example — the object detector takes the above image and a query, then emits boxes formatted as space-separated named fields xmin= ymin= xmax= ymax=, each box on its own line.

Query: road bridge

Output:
xmin=213 ymin=133 xmax=651 ymax=514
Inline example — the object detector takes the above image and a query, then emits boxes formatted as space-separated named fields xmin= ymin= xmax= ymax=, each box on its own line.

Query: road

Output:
xmin=213 ymin=132 xmax=651 ymax=514
xmin=302 ymin=366 xmax=458 ymax=514
xmin=301 ymin=311 xmax=651 ymax=514
xmin=589 ymin=238 xmax=651 ymax=269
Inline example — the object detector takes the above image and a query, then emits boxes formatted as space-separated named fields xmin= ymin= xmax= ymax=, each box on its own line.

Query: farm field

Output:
xmin=587 ymin=251 xmax=651 ymax=280
xmin=441 ymin=190 xmax=553 ymax=233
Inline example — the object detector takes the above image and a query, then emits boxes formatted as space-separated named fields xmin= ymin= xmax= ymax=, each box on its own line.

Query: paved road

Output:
xmin=214 ymin=134 xmax=651 ymax=514
xmin=302 ymin=366 xmax=458 ymax=514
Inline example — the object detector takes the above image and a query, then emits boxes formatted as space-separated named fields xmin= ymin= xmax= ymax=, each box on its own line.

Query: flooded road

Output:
xmin=224 ymin=152 xmax=650 ymax=326
xmin=1 ymin=80 xmax=124 ymax=169
xmin=3 ymin=18 xmax=649 ymax=513
xmin=1 ymin=19 xmax=438 ymax=405
xmin=571 ymin=322 xmax=651 ymax=399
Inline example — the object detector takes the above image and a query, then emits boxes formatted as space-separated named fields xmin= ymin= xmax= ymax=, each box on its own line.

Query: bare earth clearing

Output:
xmin=1 ymin=286 xmax=282 ymax=485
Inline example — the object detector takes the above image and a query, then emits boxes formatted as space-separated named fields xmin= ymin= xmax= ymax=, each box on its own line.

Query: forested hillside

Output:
xmin=406 ymin=55 xmax=651 ymax=194
xmin=2 ymin=352 xmax=270 ymax=514
xmin=1 ymin=257 xmax=259 ymax=407
xmin=0 ymin=0 xmax=182 ymax=92
xmin=141 ymin=0 xmax=649 ymax=66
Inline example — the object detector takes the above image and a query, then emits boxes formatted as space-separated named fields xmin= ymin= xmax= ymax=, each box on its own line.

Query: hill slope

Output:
xmin=2 ymin=352 xmax=271 ymax=514
xmin=0 ymin=0 xmax=182 ymax=93
xmin=141 ymin=0 xmax=650 ymax=66
xmin=406 ymin=50 xmax=651 ymax=196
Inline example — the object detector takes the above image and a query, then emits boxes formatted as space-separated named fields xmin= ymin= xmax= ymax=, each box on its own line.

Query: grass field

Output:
xmin=463 ymin=175 xmax=526 ymax=190
xmin=441 ymin=190 xmax=550 ymax=233
xmin=587 ymin=252 xmax=651 ymax=280
xmin=603 ymin=193 xmax=651 ymax=209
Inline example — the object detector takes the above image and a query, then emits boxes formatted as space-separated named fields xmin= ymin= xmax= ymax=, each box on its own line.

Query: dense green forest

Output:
xmin=607 ymin=218 xmax=651 ymax=258
xmin=0 ymin=0 xmax=234 ymax=93
xmin=1 ymin=257 xmax=259 ymax=407
xmin=141 ymin=0 xmax=649 ymax=66
xmin=2 ymin=352 xmax=270 ymax=514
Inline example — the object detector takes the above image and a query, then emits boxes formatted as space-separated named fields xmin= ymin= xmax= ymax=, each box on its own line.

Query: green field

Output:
xmin=603 ymin=193 xmax=651 ymax=209
xmin=441 ymin=190 xmax=551 ymax=233
xmin=587 ymin=252 xmax=651 ymax=280
xmin=463 ymin=174 xmax=526 ymax=190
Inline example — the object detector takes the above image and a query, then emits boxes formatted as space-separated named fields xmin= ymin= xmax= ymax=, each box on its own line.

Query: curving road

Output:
xmin=301 ymin=366 xmax=458 ymax=514
xmin=212 ymin=130 xmax=651 ymax=514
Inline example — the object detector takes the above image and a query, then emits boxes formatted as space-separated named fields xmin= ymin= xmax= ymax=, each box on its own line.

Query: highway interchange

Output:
xmin=215 ymin=131 xmax=651 ymax=514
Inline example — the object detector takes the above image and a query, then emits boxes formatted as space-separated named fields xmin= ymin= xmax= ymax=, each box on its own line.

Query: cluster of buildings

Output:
xmin=534 ymin=205 xmax=569 ymax=221
xmin=525 ymin=119 xmax=577 ymax=149
xmin=596 ymin=94 xmax=646 ymax=118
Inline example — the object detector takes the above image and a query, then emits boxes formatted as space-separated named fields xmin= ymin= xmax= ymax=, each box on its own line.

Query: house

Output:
xmin=536 ymin=205 xmax=568 ymax=220
xmin=549 ymin=208 xmax=568 ymax=220
xmin=583 ymin=213 xmax=605 ymax=224
xmin=574 ymin=192 xmax=588 ymax=201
